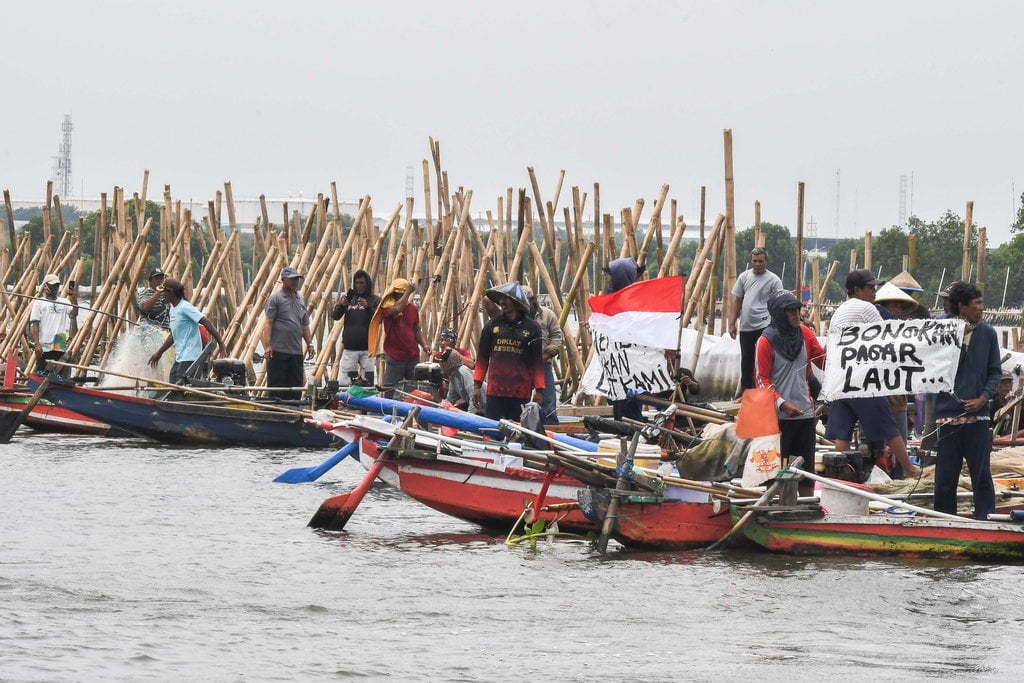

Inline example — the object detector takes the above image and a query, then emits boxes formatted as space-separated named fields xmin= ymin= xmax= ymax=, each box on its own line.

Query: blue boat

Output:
xmin=30 ymin=375 xmax=335 ymax=448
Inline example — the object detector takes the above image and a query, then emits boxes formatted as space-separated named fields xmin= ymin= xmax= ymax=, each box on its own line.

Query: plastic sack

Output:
xmin=734 ymin=387 xmax=780 ymax=439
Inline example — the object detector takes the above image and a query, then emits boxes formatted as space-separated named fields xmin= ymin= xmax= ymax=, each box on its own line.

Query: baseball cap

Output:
xmin=846 ymin=268 xmax=883 ymax=290
xmin=281 ymin=267 xmax=303 ymax=280
xmin=43 ymin=273 xmax=60 ymax=286
xmin=148 ymin=268 xmax=165 ymax=279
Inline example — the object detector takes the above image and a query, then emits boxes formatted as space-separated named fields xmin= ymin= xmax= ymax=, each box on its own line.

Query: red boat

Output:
xmin=0 ymin=390 xmax=112 ymax=436
xmin=334 ymin=415 xmax=596 ymax=534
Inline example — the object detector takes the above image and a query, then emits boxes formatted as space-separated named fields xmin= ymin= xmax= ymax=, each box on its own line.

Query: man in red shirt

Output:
xmin=373 ymin=277 xmax=430 ymax=391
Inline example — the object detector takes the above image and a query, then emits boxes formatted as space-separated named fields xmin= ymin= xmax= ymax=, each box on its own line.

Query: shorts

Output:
xmin=824 ymin=396 xmax=901 ymax=442
xmin=339 ymin=349 xmax=375 ymax=375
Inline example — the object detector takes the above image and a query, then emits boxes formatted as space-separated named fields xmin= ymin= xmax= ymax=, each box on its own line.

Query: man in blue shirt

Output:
xmin=148 ymin=279 xmax=227 ymax=384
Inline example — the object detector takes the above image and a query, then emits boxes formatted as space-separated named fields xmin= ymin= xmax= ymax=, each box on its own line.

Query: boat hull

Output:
xmin=0 ymin=393 xmax=111 ymax=436
xmin=607 ymin=498 xmax=735 ymax=550
xmin=34 ymin=376 xmax=333 ymax=447
xmin=358 ymin=438 xmax=597 ymax=533
xmin=741 ymin=512 xmax=1024 ymax=561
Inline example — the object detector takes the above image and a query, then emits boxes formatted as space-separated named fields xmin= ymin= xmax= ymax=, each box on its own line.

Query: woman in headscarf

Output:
xmin=754 ymin=290 xmax=826 ymax=479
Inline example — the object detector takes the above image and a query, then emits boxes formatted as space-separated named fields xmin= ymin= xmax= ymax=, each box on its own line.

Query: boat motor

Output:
xmin=212 ymin=359 xmax=247 ymax=386
xmin=821 ymin=448 xmax=876 ymax=484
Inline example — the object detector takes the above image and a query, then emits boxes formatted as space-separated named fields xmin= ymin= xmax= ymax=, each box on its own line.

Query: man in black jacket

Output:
xmin=331 ymin=270 xmax=380 ymax=386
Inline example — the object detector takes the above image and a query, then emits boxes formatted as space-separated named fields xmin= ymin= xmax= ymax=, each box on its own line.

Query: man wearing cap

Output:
xmin=729 ymin=247 xmax=784 ymax=395
xmin=523 ymin=285 xmax=564 ymax=425
xmin=137 ymin=268 xmax=171 ymax=329
xmin=371 ymin=277 xmax=430 ymax=391
xmin=148 ymin=279 xmax=227 ymax=384
xmin=825 ymin=269 xmax=922 ymax=479
xmin=30 ymin=273 xmax=78 ymax=372
xmin=933 ymin=281 xmax=1001 ymax=519
xmin=262 ymin=267 xmax=315 ymax=400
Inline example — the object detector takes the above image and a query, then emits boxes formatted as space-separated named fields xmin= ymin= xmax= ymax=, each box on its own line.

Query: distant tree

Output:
xmin=907 ymin=211 xmax=973 ymax=296
xmin=985 ymin=233 xmax=1024 ymax=308
xmin=1013 ymin=192 xmax=1024 ymax=234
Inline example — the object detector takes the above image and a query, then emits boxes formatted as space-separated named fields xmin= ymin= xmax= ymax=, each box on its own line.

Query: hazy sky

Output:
xmin=3 ymin=1 xmax=1022 ymax=244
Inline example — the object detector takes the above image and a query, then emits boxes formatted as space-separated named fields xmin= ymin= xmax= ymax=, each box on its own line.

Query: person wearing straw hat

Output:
xmin=473 ymin=283 xmax=544 ymax=421
xmin=368 ymin=277 xmax=430 ymax=391
xmin=263 ymin=267 xmax=315 ymax=400
xmin=29 ymin=273 xmax=78 ymax=372
xmin=933 ymin=281 xmax=1001 ymax=519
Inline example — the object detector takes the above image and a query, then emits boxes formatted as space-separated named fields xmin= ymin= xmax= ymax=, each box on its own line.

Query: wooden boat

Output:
xmin=737 ymin=507 xmax=1024 ymax=562
xmin=0 ymin=389 xmax=112 ymax=436
xmin=576 ymin=490 xmax=736 ymax=550
xmin=31 ymin=374 xmax=334 ymax=447
xmin=328 ymin=414 xmax=597 ymax=533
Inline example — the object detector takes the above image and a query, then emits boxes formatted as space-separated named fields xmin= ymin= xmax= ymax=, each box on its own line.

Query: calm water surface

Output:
xmin=2 ymin=431 xmax=1023 ymax=681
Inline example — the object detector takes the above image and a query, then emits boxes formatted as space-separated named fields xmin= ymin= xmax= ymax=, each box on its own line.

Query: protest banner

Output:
xmin=821 ymin=318 xmax=964 ymax=400
xmin=579 ymin=330 xmax=675 ymax=401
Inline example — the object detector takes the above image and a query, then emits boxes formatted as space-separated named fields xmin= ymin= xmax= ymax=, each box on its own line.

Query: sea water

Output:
xmin=2 ymin=432 xmax=1024 ymax=680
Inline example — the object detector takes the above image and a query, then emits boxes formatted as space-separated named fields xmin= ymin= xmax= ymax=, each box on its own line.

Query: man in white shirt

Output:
xmin=29 ymin=273 xmax=77 ymax=372
xmin=825 ymin=269 xmax=922 ymax=479
xmin=729 ymin=247 xmax=783 ymax=395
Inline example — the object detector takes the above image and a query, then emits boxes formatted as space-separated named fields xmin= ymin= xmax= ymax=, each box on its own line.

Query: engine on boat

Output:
xmin=212 ymin=359 xmax=247 ymax=386
xmin=822 ymin=448 xmax=876 ymax=484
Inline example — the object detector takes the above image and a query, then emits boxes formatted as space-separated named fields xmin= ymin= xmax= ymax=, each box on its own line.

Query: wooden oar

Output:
xmin=0 ymin=377 xmax=49 ymax=443
xmin=273 ymin=441 xmax=358 ymax=484
xmin=708 ymin=456 xmax=804 ymax=551
xmin=308 ymin=407 xmax=420 ymax=531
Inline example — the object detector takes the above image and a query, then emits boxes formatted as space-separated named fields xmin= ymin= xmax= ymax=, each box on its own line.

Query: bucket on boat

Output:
xmin=212 ymin=359 xmax=246 ymax=386
xmin=816 ymin=481 xmax=870 ymax=515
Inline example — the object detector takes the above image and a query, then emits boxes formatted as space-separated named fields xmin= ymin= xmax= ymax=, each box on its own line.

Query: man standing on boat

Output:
xmin=933 ymin=281 xmax=1001 ymax=520
xmin=263 ymin=267 xmax=316 ymax=400
xmin=729 ymin=247 xmax=783 ymax=396
xmin=522 ymin=285 xmax=564 ymax=426
xmin=473 ymin=283 xmax=544 ymax=421
xmin=331 ymin=269 xmax=380 ymax=387
xmin=148 ymin=279 xmax=227 ymax=384
xmin=29 ymin=273 xmax=78 ymax=372
xmin=825 ymin=269 xmax=922 ymax=479
xmin=370 ymin=277 xmax=430 ymax=393
xmin=137 ymin=268 xmax=171 ymax=329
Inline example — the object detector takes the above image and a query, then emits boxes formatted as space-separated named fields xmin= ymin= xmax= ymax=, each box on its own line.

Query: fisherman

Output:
xmin=148 ymin=279 xmax=227 ymax=384
xmin=263 ymin=267 xmax=315 ymax=400
xmin=435 ymin=327 xmax=477 ymax=413
xmin=369 ymin=277 xmax=431 ymax=393
xmin=991 ymin=372 xmax=1016 ymax=437
xmin=933 ymin=281 xmax=1001 ymax=519
xmin=729 ymin=247 xmax=784 ymax=396
xmin=331 ymin=269 xmax=380 ymax=387
xmin=522 ymin=285 xmax=564 ymax=425
xmin=137 ymin=267 xmax=171 ymax=329
xmin=755 ymin=290 xmax=826 ymax=490
xmin=473 ymin=283 xmax=544 ymax=421
xmin=29 ymin=273 xmax=78 ymax=372
xmin=824 ymin=269 xmax=922 ymax=479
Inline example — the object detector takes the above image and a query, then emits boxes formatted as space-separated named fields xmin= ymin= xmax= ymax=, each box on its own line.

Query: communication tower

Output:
xmin=53 ymin=114 xmax=73 ymax=198
xmin=405 ymin=166 xmax=414 ymax=199
xmin=834 ymin=168 xmax=840 ymax=235
xmin=898 ymin=174 xmax=907 ymax=228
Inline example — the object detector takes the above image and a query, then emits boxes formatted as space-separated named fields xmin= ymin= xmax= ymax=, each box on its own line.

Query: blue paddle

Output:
xmin=274 ymin=442 xmax=358 ymax=483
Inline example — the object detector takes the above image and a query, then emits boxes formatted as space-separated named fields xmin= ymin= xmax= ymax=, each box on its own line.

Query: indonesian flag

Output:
xmin=589 ymin=275 xmax=698 ymax=350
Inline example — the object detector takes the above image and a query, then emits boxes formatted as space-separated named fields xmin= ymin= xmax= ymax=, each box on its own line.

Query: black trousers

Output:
xmin=738 ymin=328 xmax=766 ymax=394
xmin=267 ymin=352 xmax=305 ymax=400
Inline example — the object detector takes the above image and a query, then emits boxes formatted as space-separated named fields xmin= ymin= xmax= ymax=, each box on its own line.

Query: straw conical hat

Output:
xmin=887 ymin=270 xmax=923 ymax=292
xmin=874 ymin=282 xmax=917 ymax=304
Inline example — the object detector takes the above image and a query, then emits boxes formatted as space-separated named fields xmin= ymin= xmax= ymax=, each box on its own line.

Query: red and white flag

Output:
xmin=589 ymin=276 xmax=697 ymax=350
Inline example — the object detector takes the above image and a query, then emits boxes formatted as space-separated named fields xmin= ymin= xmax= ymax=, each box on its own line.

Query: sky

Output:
xmin=3 ymin=1 xmax=1023 ymax=244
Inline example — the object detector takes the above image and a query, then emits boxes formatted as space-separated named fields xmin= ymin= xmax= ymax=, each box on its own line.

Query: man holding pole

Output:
xmin=729 ymin=247 xmax=783 ymax=396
